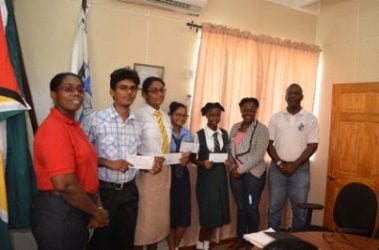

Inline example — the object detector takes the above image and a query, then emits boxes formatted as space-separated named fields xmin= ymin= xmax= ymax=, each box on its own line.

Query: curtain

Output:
xmin=183 ymin=23 xmax=320 ymax=245
xmin=190 ymin=23 xmax=320 ymax=130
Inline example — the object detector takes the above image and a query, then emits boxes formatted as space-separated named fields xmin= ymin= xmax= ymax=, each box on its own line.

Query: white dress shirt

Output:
xmin=134 ymin=104 xmax=172 ymax=156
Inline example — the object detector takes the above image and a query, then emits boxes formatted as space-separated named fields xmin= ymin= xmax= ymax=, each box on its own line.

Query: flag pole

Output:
xmin=72 ymin=0 xmax=93 ymax=122
xmin=82 ymin=0 xmax=87 ymax=11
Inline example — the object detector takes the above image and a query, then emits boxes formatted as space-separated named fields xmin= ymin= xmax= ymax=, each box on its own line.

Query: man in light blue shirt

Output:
xmin=83 ymin=67 xmax=161 ymax=250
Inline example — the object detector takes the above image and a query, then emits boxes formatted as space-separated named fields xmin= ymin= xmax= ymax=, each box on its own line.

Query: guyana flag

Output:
xmin=0 ymin=0 xmax=28 ymax=114
xmin=0 ymin=0 xmax=36 ymax=249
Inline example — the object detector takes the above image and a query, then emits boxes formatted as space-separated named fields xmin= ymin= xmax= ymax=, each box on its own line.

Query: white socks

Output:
xmin=204 ymin=241 xmax=210 ymax=250
xmin=196 ymin=241 xmax=204 ymax=249
xmin=196 ymin=240 xmax=210 ymax=250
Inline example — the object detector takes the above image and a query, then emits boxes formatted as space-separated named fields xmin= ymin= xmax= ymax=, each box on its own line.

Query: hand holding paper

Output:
xmin=179 ymin=152 xmax=190 ymax=165
xmin=209 ymin=153 xmax=228 ymax=163
xmin=180 ymin=142 xmax=199 ymax=153
xmin=163 ymin=153 xmax=181 ymax=165
xmin=164 ymin=152 xmax=191 ymax=165
xmin=126 ymin=155 xmax=154 ymax=170
xmin=149 ymin=156 xmax=164 ymax=174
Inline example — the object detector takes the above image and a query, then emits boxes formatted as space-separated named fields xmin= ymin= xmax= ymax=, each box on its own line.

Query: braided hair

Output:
xmin=200 ymin=102 xmax=225 ymax=116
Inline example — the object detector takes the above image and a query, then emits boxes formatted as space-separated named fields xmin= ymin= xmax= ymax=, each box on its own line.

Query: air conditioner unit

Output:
xmin=119 ymin=0 xmax=207 ymax=15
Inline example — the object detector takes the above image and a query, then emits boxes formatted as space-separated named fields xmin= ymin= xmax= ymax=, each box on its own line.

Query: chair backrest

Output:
xmin=333 ymin=182 xmax=377 ymax=236
xmin=262 ymin=238 xmax=317 ymax=250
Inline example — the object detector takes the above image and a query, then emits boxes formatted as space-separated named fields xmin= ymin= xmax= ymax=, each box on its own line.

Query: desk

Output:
xmin=251 ymin=231 xmax=379 ymax=250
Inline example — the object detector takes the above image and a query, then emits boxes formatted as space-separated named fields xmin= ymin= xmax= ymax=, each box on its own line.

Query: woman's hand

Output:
xmin=149 ymin=156 xmax=164 ymax=174
xmin=230 ymin=166 xmax=242 ymax=179
xmin=179 ymin=152 xmax=190 ymax=166
xmin=203 ymin=160 xmax=213 ymax=169
xmin=224 ymin=156 xmax=233 ymax=167
xmin=89 ymin=207 xmax=109 ymax=228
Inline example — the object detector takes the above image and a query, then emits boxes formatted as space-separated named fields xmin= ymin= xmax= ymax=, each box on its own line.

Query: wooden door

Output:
xmin=324 ymin=83 xmax=379 ymax=235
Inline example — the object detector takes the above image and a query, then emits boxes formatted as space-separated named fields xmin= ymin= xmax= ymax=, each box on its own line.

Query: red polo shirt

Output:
xmin=33 ymin=108 xmax=98 ymax=194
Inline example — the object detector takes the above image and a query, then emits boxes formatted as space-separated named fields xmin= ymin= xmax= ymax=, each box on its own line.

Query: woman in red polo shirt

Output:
xmin=31 ymin=72 xmax=109 ymax=250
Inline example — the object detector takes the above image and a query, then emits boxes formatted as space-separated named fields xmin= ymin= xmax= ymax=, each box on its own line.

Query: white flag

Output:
xmin=71 ymin=0 xmax=92 ymax=122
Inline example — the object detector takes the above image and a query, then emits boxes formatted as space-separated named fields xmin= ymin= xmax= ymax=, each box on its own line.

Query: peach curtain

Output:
xmin=190 ymin=23 xmax=320 ymax=131
xmin=182 ymin=23 xmax=320 ymax=246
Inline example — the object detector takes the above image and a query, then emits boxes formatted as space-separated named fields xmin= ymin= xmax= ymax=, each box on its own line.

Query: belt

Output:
xmin=99 ymin=180 xmax=135 ymax=191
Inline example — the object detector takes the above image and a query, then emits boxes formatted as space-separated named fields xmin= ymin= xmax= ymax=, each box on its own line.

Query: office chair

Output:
xmin=296 ymin=202 xmax=325 ymax=231
xmin=297 ymin=182 xmax=377 ymax=236
xmin=262 ymin=238 xmax=317 ymax=250
xmin=333 ymin=182 xmax=377 ymax=237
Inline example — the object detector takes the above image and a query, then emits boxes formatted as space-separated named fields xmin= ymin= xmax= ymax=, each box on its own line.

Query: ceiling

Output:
xmin=265 ymin=0 xmax=321 ymax=15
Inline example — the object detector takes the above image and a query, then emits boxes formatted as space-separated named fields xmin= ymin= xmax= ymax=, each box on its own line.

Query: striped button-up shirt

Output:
xmin=82 ymin=105 xmax=142 ymax=183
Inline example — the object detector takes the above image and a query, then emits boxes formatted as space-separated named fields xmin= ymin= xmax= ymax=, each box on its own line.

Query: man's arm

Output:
xmin=267 ymin=140 xmax=281 ymax=164
xmin=98 ymin=157 xmax=131 ymax=173
xmin=282 ymin=143 xmax=318 ymax=177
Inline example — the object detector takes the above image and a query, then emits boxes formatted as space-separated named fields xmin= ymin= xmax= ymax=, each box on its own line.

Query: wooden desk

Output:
xmin=252 ymin=231 xmax=379 ymax=250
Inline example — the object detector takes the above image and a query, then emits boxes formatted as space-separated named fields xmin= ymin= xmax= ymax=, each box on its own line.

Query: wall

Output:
xmin=312 ymin=0 xmax=379 ymax=225
xmin=11 ymin=0 xmax=317 ymax=249
xmin=14 ymin=0 xmax=317 ymax=122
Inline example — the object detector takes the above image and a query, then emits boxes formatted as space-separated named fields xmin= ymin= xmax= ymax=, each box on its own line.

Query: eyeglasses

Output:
xmin=58 ymin=85 xmax=85 ymax=94
xmin=117 ymin=85 xmax=138 ymax=92
xmin=173 ymin=113 xmax=189 ymax=118
xmin=147 ymin=88 xmax=166 ymax=94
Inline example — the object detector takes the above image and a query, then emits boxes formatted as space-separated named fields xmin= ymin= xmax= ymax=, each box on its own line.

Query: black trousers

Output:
xmin=87 ymin=181 xmax=139 ymax=250
xmin=31 ymin=192 xmax=90 ymax=250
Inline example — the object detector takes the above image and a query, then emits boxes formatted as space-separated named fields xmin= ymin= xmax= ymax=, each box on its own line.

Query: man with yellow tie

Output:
xmin=134 ymin=77 xmax=172 ymax=250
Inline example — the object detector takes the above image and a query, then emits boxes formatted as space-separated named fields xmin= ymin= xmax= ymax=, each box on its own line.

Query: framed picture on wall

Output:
xmin=133 ymin=63 xmax=165 ymax=84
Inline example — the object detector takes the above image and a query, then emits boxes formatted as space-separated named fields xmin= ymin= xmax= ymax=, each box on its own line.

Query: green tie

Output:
xmin=154 ymin=110 xmax=169 ymax=154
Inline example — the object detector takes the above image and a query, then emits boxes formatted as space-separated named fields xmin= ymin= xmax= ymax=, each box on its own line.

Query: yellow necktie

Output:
xmin=154 ymin=110 xmax=169 ymax=154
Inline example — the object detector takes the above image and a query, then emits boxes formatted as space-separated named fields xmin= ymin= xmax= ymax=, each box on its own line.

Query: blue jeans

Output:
xmin=268 ymin=161 xmax=310 ymax=231
xmin=230 ymin=172 xmax=266 ymax=238
xmin=31 ymin=192 xmax=90 ymax=250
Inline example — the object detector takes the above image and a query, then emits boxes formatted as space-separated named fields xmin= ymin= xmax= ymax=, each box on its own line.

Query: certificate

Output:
xmin=243 ymin=228 xmax=276 ymax=248
xmin=180 ymin=142 xmax=199 ymax=153
xmin=209 ymin=153 xmax=228 ymax=163
xmin=127 ymin=155 xmax=154 ymax=169
xmin=163 ymin=153 xmax=181 ymax=165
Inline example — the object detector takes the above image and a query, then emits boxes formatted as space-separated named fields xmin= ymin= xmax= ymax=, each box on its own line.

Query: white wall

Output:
xmin=311 ymin=0 xmax=379 ymax=225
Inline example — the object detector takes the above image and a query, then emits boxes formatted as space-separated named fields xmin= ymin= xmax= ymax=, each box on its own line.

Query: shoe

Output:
xmin=226 ymin=239 xmax=246 ymax=250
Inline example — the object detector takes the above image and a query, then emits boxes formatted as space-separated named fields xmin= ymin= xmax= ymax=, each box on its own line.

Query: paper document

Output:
xmin=209 ymin=153 xmax=228 ymax=163
xmin=243 ymin=228 xmax=276 ymax=249
xmin=127 ymin=155 xmax=154 ymax=169
xmin=163 ymin=153 xmax=182 ymax=165
xmin=180 ymin=142 xmax=199 ymax=153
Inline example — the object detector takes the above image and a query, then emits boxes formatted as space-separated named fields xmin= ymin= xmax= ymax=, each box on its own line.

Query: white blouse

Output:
xmin=134 ymin=104 xmax=172 ymax=156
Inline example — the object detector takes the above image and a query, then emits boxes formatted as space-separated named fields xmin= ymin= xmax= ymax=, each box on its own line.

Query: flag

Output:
xmin=0 ymin=4 xmax=36 ymax=249
xmin=0 ymin=0 xmax=28 ymax=116
xmin=71 ymin=0 xmax=93 ymax=122
xmin=0 ymin=152 xmax=11 ymax=250
xmin=0 ymin=4 xmax=13 ymax=248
